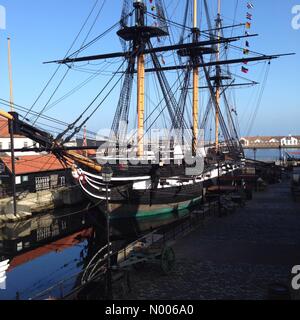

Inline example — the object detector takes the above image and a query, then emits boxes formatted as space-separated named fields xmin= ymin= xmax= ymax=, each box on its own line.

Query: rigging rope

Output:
xmin=32 ymin=0 xmax=108 ymax=126
xmin=63 ymin=62 xmax=127 ymax=144
xmin=110 ymin=52 xmax=135 ymax=144
xmin=56 ymin=59 xmax=126 ymax=142
xmin=23 ymin=0 xmax=102 ymax=121
xmin=246 ymin=61 xmax=271 ymax=136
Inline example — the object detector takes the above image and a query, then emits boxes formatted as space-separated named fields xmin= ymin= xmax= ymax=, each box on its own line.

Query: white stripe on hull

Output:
xmin=75 ymin=164 xmax=241 ymax=196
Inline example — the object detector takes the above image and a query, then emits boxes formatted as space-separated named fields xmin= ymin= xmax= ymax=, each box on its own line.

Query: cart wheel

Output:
xmin=161 ymin=246 xmax=175 ymax=274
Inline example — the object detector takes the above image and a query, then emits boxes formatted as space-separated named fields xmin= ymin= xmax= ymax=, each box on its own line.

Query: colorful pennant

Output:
xmin=242 ymin=1 xmax=255 ymax=74
xmin=241 ymin=66 xmax=249 ymax=73
xmin=247 ymin=2 xmax=254 ymax=9
xmin=246 ymin=12 xmax=252 ymax=20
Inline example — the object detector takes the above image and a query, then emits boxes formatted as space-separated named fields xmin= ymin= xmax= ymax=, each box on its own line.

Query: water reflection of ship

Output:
xmin=0 ymin=204 xmax=132 ymax=299
xmin=0 ymin=197 xmax=169 ymax=267
xmin=0 ymin=204 xmax=95 ymax=266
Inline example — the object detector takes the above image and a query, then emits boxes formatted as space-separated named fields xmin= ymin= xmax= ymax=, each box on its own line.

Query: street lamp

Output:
xmin=217 ymin=150 xmax=230 ymax=216
xmin=217 ymin=151 xmax=221 ymax=216
xmin=102 ymin=165 xmax=113 ymax=184
xmin=102 ymin=165 xmax=113 ymax=300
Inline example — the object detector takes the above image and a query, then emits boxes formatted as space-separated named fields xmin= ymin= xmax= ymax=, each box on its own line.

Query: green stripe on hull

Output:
xmin=110 ymin=196 xmax=202 ymax=220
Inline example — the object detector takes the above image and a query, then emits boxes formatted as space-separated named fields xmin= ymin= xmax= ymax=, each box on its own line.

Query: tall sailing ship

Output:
xmin=0 ymin=0 xmax=291 ymax=234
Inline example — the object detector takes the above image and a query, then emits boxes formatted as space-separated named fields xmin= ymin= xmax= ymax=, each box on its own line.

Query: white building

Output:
xmin=240 ymin=137 xmax=249 ymax=146
xmin=241 ymin=135 xmax=300 ymax=147
xmin=0 ymin=117 xmax=39 ymax=156
xmin=280 ymin=135 xmax=299 ymax=146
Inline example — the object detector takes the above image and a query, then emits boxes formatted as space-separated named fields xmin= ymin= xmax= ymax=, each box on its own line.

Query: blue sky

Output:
xmin=0 ymin=0 xmax=299 ymax=138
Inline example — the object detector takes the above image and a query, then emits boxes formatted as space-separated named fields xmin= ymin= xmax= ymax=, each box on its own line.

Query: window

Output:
xmin=22 ymin=176 xmax=29 ymax=183
xmin=24 ymin=242 xmax=30 ymax=249
xmin=60 ymin=176 xmax=66 ymax=186
xmin=0 ymin=142 xmax=2 ymax=150
xmin=17 ymin=242 xmax=23 ymax=252
xmin=50 ymin=175 xmax=58 ymax=188
xmin=8 ymin=142 xmax=11 ymax=150
xmin=16 ymin=176 xmax=21 ymax=185
xmin=35 ymin=177 xmax=50 ymax=191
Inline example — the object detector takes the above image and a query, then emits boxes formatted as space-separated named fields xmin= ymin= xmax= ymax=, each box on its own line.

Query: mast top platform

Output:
xmin=177 ymin=47 xmax=217 ymax=57
xmin=117 ymin=26 xmax=168 ymax=42
xmin=209 ymin=75 xmax=232 ymax=82
xmin=118 ymin=0 xmax=168 ymax=42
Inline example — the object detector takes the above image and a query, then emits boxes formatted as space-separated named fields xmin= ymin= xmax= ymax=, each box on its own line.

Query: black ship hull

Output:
xmin=72 ymin=162 xmax=227 ymax=235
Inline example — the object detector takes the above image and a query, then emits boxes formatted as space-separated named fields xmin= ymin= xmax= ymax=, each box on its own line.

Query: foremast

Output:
xmin=215 ymin=0 xmax=221 ymax=151
xmin=118 ymin=0 xmax=169 ymax=159
xmin=192 ymin=0 xmax=200 ymax=156
xmin=135 ymin=0 xmax=146 ymax=158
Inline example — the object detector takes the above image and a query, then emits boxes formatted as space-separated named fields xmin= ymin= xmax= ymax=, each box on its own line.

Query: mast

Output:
xmin=7 ymin=37 xmax=14 ymax=112
xmin=137 ymin=53 xmax=145 ymax=158
xmin=135 ymin=0 xmax=145 ymax=158
xmin=215 ymin=0 xmax=221 ymax=150
xmin=192 ymin=0 xmax=199 ymax=155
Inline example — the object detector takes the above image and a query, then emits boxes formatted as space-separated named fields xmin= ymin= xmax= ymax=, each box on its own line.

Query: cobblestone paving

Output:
xmin=124 ymin=179 xmax=300 ymax=300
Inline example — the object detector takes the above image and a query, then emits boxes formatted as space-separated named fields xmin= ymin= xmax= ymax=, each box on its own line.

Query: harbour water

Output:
xmin=0 ymin=202 xmax=190 ymax=300
xmin=0 ymin=205 xmax=107 ymax=300
xmin=244 ymin=149 xmax=300 ymax=162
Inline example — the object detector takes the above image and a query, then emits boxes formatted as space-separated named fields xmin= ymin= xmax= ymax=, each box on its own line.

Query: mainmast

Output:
xmin=192 ymin=0 xmax=200 ymax=156
xmin=215 ymin=0 xmax=221 ymax=150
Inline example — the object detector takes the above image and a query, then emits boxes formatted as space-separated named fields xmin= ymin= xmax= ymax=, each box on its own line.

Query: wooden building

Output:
xmin=0 ymin=154 xmax=72 ymax=197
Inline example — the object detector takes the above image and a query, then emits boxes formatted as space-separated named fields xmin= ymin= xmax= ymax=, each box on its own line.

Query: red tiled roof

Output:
xmin=9 ymin=228 xmax=93 ymax=271
xmin=1 ymin=154 xmax=70 ymax=175
xmin=0 ymin=117 xmax=23 ymax=138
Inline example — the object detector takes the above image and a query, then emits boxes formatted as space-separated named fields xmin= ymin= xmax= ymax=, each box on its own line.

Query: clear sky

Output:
xmin=0 ymin=0 xmax=299 ymax=138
